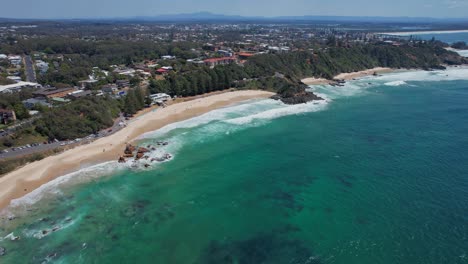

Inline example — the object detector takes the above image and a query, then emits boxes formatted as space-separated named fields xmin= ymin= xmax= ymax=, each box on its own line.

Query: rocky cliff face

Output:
xmin=270 ymin=75 xmax=323 ymax=105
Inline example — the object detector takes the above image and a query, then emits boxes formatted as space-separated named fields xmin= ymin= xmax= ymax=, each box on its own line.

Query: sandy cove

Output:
xmin=0 ymin=90 xmax=274 ymax=210
xmin=301 ymin=67 xmax=392 ymax=85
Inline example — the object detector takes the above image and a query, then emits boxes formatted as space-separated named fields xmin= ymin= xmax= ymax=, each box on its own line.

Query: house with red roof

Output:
xmin=203 ymin=57 xmax=237 ymax=68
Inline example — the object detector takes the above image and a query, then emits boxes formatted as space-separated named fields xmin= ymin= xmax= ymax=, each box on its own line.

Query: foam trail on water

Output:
xmin=384 ymin=80 xmax=407 ymax=86
xmin=225 ymin=100 xmax=328 ymax=125
xmin=374 ymin=66 xmax=468 ymax=83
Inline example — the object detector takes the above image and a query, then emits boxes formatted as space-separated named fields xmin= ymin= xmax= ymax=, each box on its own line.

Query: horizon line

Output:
xmin=1 ymin=12 xmax=468 ymax=21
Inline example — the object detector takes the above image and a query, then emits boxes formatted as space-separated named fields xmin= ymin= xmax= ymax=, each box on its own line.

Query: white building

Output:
xmin=149 ymin=93 xmax=171 ymax=104
xmin=8 ymin=55 xmax=22 ymax=66
xmin=161 ymin=55 xmax=176 ymax=60
xmin=0 ymin=82 xmax=42 ymax=93
xmin=35 ymin=60 xmax=49 ymax=74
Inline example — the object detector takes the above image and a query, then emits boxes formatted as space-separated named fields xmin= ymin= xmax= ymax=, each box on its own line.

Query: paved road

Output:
xmin=24 ymin=55 xmax=37 ymax=83
xmin=0 ymin=114 xmax=126 ymax=160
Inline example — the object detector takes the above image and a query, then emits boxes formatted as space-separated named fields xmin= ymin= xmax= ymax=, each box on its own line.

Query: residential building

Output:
xmin=0 ymin=81 xmax=42 ymax=93
xmin=0 ymin=109 xmax=16 ymax=125
xmin=161 ymin=55 xmax=176 ymax=60
xmin=203 ymin=57 xmax=237 ymax=68
xmin=116 ymin=80 xmax=130 ymax=88
xmin=149 ymin=93 xmax=171 ymax=104
xmin=101 ymin=84 xmax=119 ymax=94
xmin=67 ymin=90 xmax=93 ymax=100
xmin=23 ymin=98 xmax=52 ymax=109
xmin=33 ymin=87 xmax=77 ymax=99
xmin=78 ymin=79 xmax=98 ymax=89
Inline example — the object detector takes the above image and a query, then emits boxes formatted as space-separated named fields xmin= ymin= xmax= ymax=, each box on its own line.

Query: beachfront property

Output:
xmin=0 ymin=81 xmax=42 ymax=93
xmin=0 ymin=109 xmax=17 ymax=125
xmin=149 ymin=93 xmax=171 ymax=104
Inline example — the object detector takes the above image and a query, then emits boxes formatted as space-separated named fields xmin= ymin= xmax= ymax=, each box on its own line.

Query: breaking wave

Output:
xmin=6 ymin=66 xmax=468 ymax=210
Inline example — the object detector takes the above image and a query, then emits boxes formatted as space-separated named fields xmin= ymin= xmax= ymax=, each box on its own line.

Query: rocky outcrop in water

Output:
xmin=270 ymin=75 xmax=323 ymax=105
xmin=272 ymin=91 xmax=323 ymax=105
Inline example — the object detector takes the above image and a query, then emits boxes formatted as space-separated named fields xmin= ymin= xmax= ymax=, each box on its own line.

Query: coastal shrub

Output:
xmin=34 ymin=96 xmax=121 ymax=140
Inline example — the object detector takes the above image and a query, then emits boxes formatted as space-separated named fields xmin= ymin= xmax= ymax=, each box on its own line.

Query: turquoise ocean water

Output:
xmin=2 ymin=36 xmax=468 ymax=262
xmin=408 ymin=32 xmax=468 ymax=44
xmin=1 ymin=67 xmax=468 ymax=264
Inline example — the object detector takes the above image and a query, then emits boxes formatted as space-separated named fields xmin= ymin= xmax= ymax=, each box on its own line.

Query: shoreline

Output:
xmin=301 ymin=67 xmax=393 ymax=85
xmin=0 ymin=90 xmax=274 ymax=211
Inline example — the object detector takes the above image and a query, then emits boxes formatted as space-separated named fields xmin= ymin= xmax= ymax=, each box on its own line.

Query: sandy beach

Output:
xmin=301 ymin=67 xmax=392 ymax=85
xmin=333 ymin=67 xmax=392 ymax=80
xmin=301 ymin=77 xmax=331 ymax=85
xmin=0 ymin=90 xmax=274 ymax=210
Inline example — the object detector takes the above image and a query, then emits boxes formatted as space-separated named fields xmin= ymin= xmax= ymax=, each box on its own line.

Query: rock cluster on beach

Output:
xmin=118 ymin=143 xmax=172 ymax=166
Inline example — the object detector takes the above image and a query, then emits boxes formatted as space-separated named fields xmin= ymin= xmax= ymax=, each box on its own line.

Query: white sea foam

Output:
xmin=138 ymin=99 xmax=276 ymax=139
xmin=384 ymin=80 xmax=407 ymax=86
xmin=6 ymin=162 xmax=123 ymax=211
xmin=311 ymin=82 xmax=372 ymax=99
xmin=455 ymin=50 xmax=468 ymax=57
xmin=374 ymin=66 xmax=468 ymax=83
xmin=225 ymin=100 xmax=328 ymax=125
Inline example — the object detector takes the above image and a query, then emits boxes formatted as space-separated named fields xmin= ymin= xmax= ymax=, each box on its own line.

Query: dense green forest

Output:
xmin=2 ymin=40 xmax=467 ymax=142
xmin=33 ymin=97 xmax=121 ymax=140
xmin=147 ymin=43 xmax=466 ymax=98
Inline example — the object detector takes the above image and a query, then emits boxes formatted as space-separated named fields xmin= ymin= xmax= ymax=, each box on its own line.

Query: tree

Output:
xmin=129 ymin=76 xmax=141 ymax=87
xmin=123 ymin=90 xmax=137 ymax=115
xmin=134 ymin=87 xmax=145 ymax=110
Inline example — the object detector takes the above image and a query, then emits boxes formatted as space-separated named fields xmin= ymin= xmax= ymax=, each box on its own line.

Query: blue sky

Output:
xmin=2 ymin=0 xmax=468 ymax=19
